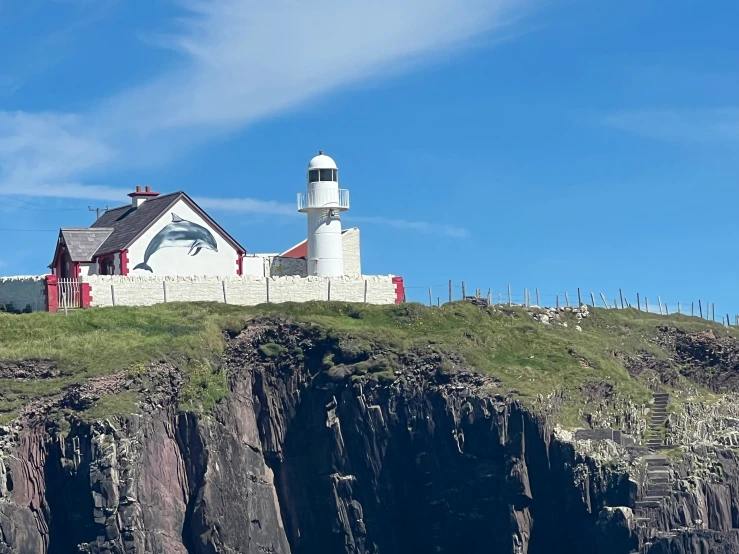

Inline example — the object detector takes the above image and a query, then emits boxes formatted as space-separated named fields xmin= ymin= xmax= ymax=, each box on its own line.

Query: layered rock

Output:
xmin=0 ymin=318 xmax=736 ymax=553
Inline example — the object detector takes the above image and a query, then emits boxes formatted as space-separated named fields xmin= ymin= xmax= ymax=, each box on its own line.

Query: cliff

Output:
xmin=0 ymin=302 xmax=738 ymax=553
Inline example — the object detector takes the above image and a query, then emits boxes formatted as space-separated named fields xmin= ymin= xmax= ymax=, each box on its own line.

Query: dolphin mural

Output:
xmin=133 ymin=213 xmax=218 ymax=273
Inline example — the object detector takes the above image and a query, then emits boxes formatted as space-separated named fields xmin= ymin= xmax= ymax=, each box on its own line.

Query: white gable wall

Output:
xmin=127 ymin=199 xmax=240 ymax=276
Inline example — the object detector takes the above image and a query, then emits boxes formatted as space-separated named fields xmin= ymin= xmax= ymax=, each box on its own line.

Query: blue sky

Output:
xmin=1 ymin=0 xmax=738 ymax=315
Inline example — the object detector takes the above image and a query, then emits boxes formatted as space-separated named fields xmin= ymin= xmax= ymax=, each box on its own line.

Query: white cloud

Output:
xmin=348 ymin=215 xmax=469 ymax=238
xmin=195 ymin=196 xmax=295 ymax=216
xmin=602 ymin=108 xmax=739 ymax=143
xmin=0 ymin=0 xmax=528 ymax=233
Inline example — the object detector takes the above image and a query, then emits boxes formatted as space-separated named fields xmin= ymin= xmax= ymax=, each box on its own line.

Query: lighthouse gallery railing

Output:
xmin=297 ymin=189 xmax=350 ymax=212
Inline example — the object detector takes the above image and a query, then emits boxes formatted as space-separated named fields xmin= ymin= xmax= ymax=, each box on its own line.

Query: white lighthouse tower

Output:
xmin=298 ymin=151 xmax=350 ymax=277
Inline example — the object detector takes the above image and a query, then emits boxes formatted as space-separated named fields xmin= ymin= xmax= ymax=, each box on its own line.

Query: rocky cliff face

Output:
xmin=0 ymin=318 xmax=738 ymax=553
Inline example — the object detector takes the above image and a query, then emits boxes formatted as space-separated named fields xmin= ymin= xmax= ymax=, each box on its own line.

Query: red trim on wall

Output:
xmin=45 ymin=275 xmax=58 ymax=313
xmin=80 ymin=282 xmax=92 ymax=309
xmin=73 ymin=262 xmax=81 ymax=279
xmin=120 ymin=249 xmax=130 ymax=276
xmin=392 ymin=277 xmax=405 ymax=304
xmin=237 ymin=253 xmax=244 ymax=276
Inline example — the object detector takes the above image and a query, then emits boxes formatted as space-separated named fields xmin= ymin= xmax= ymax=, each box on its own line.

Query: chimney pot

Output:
xmin=136 ymin=185 xmax=142 ymax=192
xmin=145 ymin=185 xmax=151 ymax=192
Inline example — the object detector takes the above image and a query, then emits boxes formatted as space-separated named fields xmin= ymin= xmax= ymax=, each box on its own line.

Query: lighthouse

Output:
xmin=297 ymin=151 xmax=350 ymax=277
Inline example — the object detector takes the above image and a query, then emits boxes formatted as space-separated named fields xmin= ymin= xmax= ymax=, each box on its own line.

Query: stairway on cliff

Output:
xmin=645 ymin=392 xmax=669 ymax=451
xmin=633 ymin=392 xmax=673 ymax=546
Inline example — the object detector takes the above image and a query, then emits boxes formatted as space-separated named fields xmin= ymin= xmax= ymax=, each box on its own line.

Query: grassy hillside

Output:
xmin=0 ymin=301 xmax=732 ymax=425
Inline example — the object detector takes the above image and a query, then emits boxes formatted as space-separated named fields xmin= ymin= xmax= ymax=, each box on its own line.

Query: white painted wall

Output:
xmin=79 ymin=263 xmax=96 ymax=276
xmin=127 ymin=199 xmax=240 ymax=277
xmin=81 ymin=275 xmax=398 ymax=308
xmin=0 ymin=276 xmax=46 ymax=312
xmin=342 ymin=228 xmax=361 ymax=276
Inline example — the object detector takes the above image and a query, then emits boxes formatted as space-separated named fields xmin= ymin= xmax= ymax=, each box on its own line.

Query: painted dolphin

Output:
xmin=133 ymin=213 xmax=218 ymax=272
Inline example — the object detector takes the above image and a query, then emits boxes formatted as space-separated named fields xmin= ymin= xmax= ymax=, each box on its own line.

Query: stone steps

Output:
xmin=636 ymin=500 xmax=662 ymax=509
xmin=635 ymin=394 xmax=674 ymax=518
xmin=645 ymin=392 xmax=669 ymax=452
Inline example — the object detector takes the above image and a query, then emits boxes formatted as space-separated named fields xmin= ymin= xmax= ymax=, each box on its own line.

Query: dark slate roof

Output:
xmin=60 ymin=228 xmax=115 ymax=261
xmin=91 ymin=192 xmax=182 ymax=255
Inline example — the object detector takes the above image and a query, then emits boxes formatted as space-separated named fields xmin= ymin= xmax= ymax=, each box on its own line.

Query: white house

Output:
xmin=50 ymin=187 xmax=247 ymax=278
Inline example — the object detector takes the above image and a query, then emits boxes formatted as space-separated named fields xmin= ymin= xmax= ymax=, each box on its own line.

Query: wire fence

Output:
xmin=404 ymin=281 xmax=739 ymax=326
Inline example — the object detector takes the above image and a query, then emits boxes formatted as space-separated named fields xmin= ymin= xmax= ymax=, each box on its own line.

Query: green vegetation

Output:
xmin=0 ymin=300 xmax=733 ymax=425
xmin=259 ymin=343 xmax=287 ymax=359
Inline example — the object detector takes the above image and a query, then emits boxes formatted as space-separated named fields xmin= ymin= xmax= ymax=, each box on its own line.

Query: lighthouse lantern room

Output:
xmin=297 ymin=151 xmax=350 ymax=277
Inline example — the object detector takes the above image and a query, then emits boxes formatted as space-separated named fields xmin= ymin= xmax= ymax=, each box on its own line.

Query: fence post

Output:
xmin=111 ymin=284 xmax=116 ymax=307
xmin=565 ymin=292 xmax=570 ymax=307
xmin=619 ymin=289 xmax=624 ymax=309
xmin=637 ymin=293 xmax=641 ymax=311
xmin=437 ymin=297 xmax=440 ymax=307
xmin=692 ymin=302 xmax=695 ymax=317
xmin=678 ymin=301 xmax=681 ymax=314
xmin=712 ymin=303 xmax=715 ymax=322
xmin=487 ymin=289 xmax=492 ymax=305
xmin=448 ymin=280 xmax=453 ymax=303
xmin=657 ymin=296 xmax=663 ymax=315
xmin=726 ymin=313 xmax=730 ymax=326
xmin=556 ymin=295 xmax=559 ymax=309
xmin=536 ymin=288 xmax=540 ymax=306
xmin=327 ymin=280 xmax=331 ymax=301
xmin=577 ymin=288 xmax=582 ymax=306
xmin=613 ymin=299 xmax=618 ymax=309
xmin=462 ymin=281 xmax=466 ymax=298
xmin=508 ymin=285 xmax=511 ymax=306
xmin=266 ymin=278 xmax=270 ymax=303
xmin=645 ymin=297 xmax=649 ymax=312
xmin=665 ymin=303 xmax=669 ymax=315
xmin=590 ymin=292 xmax=596 ymax=308
xmin=428 ymin=287 xmax=433 ymax=306
xmin=222 ymin=281 xmax=228 ymax=304
xmin=163 ymin=281 xmax=168 ymax=303
xmin=698 ymin=300 xmax=702 ymax=318
xmin=364 ymin=280 xmax=368 ymax=303
xmin=524 ymin=288 xmax=528 ymax=307
xmin=600 ymin=292 xmax=609 ymax=308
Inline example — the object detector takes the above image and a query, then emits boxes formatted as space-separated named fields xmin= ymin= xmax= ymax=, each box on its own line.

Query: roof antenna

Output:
xmin=318 ymin=150 xmax=324 ymax=155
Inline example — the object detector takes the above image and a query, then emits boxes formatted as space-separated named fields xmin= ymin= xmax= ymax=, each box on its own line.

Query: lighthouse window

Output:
xmin=309 ymin=169 xmax=320 ymax=182
xmin=319 ymin=169 xmax=337 ymax=182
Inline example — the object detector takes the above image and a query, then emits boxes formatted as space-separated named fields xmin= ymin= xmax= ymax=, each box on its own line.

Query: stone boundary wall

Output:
xmin=81 ymin=274 xmax=402 ymax=308
xmin=574 ymin=428 xmax=635 ymax=447
xmin=0 ymin=276 xmax=47 ymax=313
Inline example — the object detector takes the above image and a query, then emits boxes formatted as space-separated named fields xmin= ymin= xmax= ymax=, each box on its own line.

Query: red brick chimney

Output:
xmin=128 ymin=185 xmax=160 ymax=208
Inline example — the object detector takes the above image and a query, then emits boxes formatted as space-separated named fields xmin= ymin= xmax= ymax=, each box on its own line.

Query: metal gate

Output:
xmin=58 ymin=278 xmax=81 ymax=310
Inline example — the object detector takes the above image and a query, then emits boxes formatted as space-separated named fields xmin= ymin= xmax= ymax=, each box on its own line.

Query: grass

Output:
xmin=0 ymin=300 xmax=733 ymax=426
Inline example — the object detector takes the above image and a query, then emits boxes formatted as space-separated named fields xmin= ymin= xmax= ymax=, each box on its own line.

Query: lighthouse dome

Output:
xmin=308 ymin=151 xmax=338 ymax=170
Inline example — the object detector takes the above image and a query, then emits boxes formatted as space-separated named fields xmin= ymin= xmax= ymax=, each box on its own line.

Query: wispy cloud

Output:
xmin=195 ymin=196 xmax=295 ymax=216
xmin=347 ymin=215 xmax=469 ymax=238
xmin=0 ymin=0 xmax=528 ymax=233
xmin=601 ymin=108 xmax=739 ymax=143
